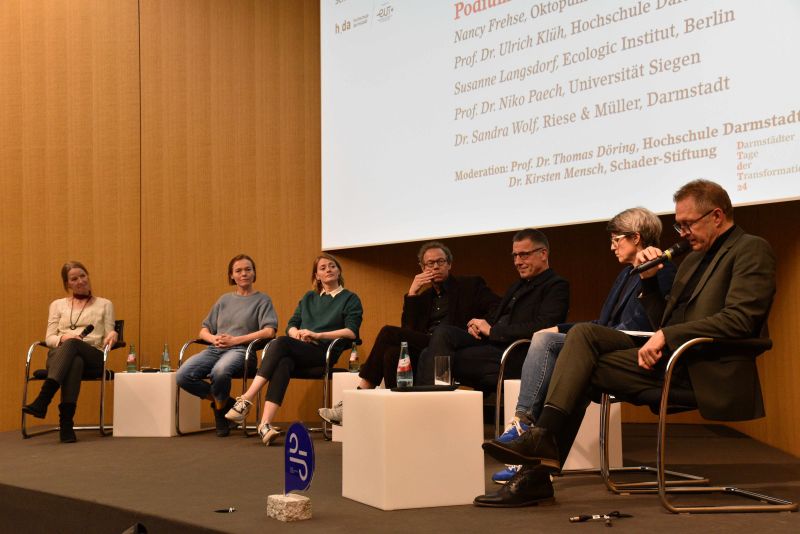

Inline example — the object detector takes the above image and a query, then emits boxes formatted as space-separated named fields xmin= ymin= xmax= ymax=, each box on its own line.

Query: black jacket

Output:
xmin=487 ymin=268 xmax=570 ymax=343
xmin=401 ymin=275 xmax=500 ymax=333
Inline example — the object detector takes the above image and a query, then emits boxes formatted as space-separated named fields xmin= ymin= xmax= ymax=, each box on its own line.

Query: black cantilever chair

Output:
xmin=239 ymin=337 xmax=272 ymax=437
xmin=21 ymin=320 xmax=126 ymax=438
xmin=439 ymin=338 xmax=531 ymax=438
xmin=174 ymin=337 xmax=269 ymax=436
xmin=596 ymin=336 xmax=797 ymax=513
xmin=236 ymin=337 xmax=360 ymax=440
xmin=290 ymin=337 xmax=360 ymax=440
xmin=492 ymin=339 xmax=532 ymax=438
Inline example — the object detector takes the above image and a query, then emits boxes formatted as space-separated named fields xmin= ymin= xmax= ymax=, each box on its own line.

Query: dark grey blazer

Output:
xmin=641 ymin=226 xmax=776 ymax=420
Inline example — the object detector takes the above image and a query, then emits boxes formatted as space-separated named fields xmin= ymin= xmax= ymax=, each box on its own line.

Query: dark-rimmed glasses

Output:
xmin=673 ymin=209 xmax=715 ymax=234
xmin=511 ymin=247 xmax=545 ymax=260
xmin=421 ymin=259 xmax=448 ymax=268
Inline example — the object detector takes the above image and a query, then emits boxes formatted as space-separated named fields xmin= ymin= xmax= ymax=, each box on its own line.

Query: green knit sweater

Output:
xmin=286 ymin=289 xmax=363 ymax=345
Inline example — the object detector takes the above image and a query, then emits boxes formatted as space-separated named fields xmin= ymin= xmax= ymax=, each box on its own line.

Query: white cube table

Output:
xmin=503 ymin=379 xmax=622 ymax=470
xmin=342 ymin=389 xmax=484 ymax=510
xmin=331 ymin=372 xmax=361 ymax=442
xmin=113 ymin=372 xmax=200 ymax=437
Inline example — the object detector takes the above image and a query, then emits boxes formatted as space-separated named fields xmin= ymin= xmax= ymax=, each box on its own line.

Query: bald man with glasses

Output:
xmin=418 ymin=228 xmax=570 ymax=391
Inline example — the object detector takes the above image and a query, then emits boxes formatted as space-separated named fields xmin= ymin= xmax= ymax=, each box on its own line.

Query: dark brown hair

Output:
xmin=417 ymin=241 xmax=453 ymax=265
xmin=512 ymin=228 xmax=549 ymax=250
xmin=673 ymin=179 xmax=733 ymax=218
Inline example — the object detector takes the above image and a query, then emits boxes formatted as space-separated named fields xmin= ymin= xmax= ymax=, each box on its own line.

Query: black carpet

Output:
xmin=0 ymin=423 xmax=798 ymax=533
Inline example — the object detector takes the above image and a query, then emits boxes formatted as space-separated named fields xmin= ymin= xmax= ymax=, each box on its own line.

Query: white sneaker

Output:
xmin=318 ymin=400 xmax=343 ymax=425
xmin=258 ymin=423 xmax=279 ymax=446
xmin=225 ymin=397 xmax=252 ymax=423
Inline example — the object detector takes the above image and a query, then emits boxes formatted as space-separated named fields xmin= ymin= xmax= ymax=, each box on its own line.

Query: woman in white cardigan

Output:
xmin=22 ymin=261 xmax=117 ymax=442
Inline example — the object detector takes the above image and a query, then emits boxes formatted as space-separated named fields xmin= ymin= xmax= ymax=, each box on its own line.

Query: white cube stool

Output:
xmin=342 ymin=389 xmax=484 ymax=510
xmin=331 ymin=372 xmax=361 ymax=442
xmin=113 ymin=372 xmax=200 ymax=437
xmin=503 ymin=379 xmax=622 ymax=470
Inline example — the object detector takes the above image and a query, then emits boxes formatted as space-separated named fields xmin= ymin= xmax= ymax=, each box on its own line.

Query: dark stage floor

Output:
xmin=1 ymin=423 xmax=798 ymax=533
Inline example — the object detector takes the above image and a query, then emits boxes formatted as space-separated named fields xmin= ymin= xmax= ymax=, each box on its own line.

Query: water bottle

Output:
xmin=126 ymin=344 xmax=137 ymax=373
xmin=348 ymin=342 xmax=360 ymax=372
xmin=396 ymin=341 xmax=413 ymax=387
xmin=160 ymin=342 xmax=171 ymax=372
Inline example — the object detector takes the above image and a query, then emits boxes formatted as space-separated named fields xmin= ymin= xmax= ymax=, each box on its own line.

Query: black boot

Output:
xmin=23 ymin=378 xmax=60 ymax=419
xmin=59 ymin=403 xmax=77 ymax=443
xmin=213 ymin=398 xmax=236 ymax=437
xmin=482 ymin=426 xmax=561 ymax=471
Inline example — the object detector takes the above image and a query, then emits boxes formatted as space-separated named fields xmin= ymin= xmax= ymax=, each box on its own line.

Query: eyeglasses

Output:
xmin=421 ymin=259 xmax=448 ymax=268
xmin=610 ymin=234 xmax=630 ymax=247
xmin=511 ymin=247 xmax=545 ymax=260
xmin=673 ymin=209 xmax=715 ymax=234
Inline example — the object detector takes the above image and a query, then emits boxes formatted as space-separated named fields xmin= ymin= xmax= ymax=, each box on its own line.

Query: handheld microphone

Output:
xmin=630 ymin=240 xmax=690 ymax=275
xmin=79 ymin=324 xmax=95 ymax=338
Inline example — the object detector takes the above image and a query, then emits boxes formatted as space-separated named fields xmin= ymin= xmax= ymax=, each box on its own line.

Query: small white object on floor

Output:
xmin=267 ymin=493 xmax=312 ymax=522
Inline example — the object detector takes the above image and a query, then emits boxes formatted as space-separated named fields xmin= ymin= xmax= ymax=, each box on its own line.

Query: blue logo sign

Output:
xmin=284 ymin=422 xmax=315 ymax=494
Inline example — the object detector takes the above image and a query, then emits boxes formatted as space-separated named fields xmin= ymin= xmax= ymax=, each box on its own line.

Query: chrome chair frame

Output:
xmin=174 ymin=337 xmax=267 ymax=436
xmin=306 ymin=337 xmax=354 ymax=441
xmin=599 ymin=336 xmax=797 ymax=513
xmin=494 ymin=339 xmax=532 ymax=438
xmin=242 ymin=336 xmax=356 ymax=440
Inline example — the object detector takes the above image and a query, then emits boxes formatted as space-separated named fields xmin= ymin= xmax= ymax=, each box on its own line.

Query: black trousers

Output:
xmin=358 ymin=325 xmax=431 ymax=388
xmin=46 ymin=338 xmax=104 ymax=404
xmin=418 ymin=325 xmax=504 ymax=389
xmin=256 ymin=336 xmax=327 ymax=405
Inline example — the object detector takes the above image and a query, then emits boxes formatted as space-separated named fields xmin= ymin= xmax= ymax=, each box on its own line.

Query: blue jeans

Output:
xmin=175 ymin=346 xmax=248 ymax=402
xmin=515 ymin=331 xmax=566 ymax=422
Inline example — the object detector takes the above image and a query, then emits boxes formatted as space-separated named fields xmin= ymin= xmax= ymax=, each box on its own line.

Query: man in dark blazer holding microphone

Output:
xmin=477 ymin=179 xmax=776 ymax=507
xmin=418 ymin=228 xmax=570 ymax=390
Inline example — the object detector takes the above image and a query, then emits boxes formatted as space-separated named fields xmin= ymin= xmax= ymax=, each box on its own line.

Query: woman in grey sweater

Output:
xmin=176 ymin=254 xmax=278 ymax=436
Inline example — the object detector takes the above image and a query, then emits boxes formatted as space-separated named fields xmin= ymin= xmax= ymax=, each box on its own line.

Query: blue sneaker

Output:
xmin=491 ymin=464 xmax=521 ymax=484
xmin=497 ymin=419 xmax=530 ymax=443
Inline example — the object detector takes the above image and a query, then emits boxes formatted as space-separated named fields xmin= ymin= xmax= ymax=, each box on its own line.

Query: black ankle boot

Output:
xmin=23 ymin=378 xmax=60 ymax=419
xmin=59 ymin=403 xmax=77 ymax=443
xmin=474 ymin=465 xmax=555 ymax=508
xmin=213 ymin=398 xmax=236 ymax=437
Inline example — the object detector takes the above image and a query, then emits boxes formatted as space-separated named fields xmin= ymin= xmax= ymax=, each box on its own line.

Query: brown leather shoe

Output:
xmin=482 ymin=426 xmax=561 ymax=471
xmin=474 ymin=465 xmax=554 ymax=507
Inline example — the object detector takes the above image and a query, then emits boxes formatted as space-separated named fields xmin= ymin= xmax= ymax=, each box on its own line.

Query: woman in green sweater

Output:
xmin=225 ymin=253 xmax=362 ymax=445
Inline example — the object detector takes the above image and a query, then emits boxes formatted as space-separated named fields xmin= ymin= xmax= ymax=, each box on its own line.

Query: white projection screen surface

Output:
xmin=321 ymin=0 xmax=800 ymax=250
